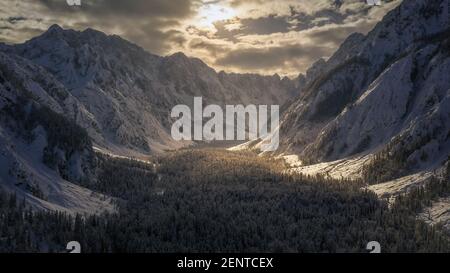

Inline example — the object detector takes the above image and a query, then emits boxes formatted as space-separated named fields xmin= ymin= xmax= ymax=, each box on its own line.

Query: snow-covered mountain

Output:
xmin=1 ymin=24 xmax=297 ymax=156
xmin=0 ymin=25 xmax=298 ymax=213
xmin=0 ymin=51 xmax=115 ymax=214
xmin=245 ymin=0 xmax=450 ymax=230
xmin=271 ymin=0 xmax=450 ymax=180
xmin=2 ymin=0 xmax=450 ymax=218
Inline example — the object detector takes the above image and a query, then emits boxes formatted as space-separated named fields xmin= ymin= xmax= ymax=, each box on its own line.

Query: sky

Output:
xmin=0 ymin=0 xmax=401 ymax=77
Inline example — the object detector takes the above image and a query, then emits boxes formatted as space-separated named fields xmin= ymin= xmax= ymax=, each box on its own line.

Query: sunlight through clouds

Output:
xmin=0 ymin=0 xmax=401 ymax=76
xmin=196 ymin=3 xmax=237 ymax=28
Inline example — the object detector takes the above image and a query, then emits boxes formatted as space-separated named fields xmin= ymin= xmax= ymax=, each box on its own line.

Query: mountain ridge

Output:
xmin=271 ymin=0 xmax=450 ymax=171
xmin=1 ymin=24 xmax=298 ymax=155
xmin=0 ymin=24 xmax=298 ymax=214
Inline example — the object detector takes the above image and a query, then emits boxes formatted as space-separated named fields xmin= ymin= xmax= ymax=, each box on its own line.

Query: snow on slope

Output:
xmin=93 ymin=146 xmax=154 ymax=166
xmin=284 ymin=154 xmax=372 ymax=181
xmin=304 ymin=41 xmax=450 ymax=168
xmin=272 ymin=0 xmax=450 ymax=165
xmin=419 ymin=197 xmax=450 ymax=231
xmin=1 ymin=24 xmax=298 ymax=156
xmin=0 ymin=127 xmax=114 ymax=215
xmin=242 ymin=0 xmax=450 ymax=182
xmin=367 ymin=171 xmax=434 ymax=204
xmin=0 ymin=51 xmax=114 ymax=215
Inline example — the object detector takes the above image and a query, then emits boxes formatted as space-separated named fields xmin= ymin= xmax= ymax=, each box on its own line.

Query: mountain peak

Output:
xmin=38 ymin=24 xmax=77 ymax=42
xmin=42 ymin=24 xmax=66 ymax=38
xmin=48 ymin=24 xmax=63 ymax=32
xmin=169 ymin=52 xmax=189 ymax=60
xmin=82 ymin=27 xmax=108 ymax=39
xmin=39 ymin=24 xmax=109 ymax=44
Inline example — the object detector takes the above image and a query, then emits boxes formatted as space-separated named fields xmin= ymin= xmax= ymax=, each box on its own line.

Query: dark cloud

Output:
xmin=306 ymin=24 xmax=371 ymax=47
xmin=241 ymin=15 xmax=291 ymax=35
xmin=6 ymin=16 xmax=27 ymax=24
xmin=38 ymin=0 xmax=195 ymax=17
xmin=26 ymin=0 xmax=197 ymax=54
xmin=188 ymin=39 xmax=225 ymax=57
xmin=207 ymin=4 xmax=369 ymax=42
xmin=186 ymin=25 xmax=211 ymax=37
xmin=212 ymin=14 xmax=291 ymax=42
xmin=289 ymin=7 xmax=368 ymax=31
xmin=215 ymin=44 xmax=329 ymax=70
xmin=229 ymin=0 xmax=269 ymax=8
xmin=111 ymin=22 xmax=188 ymax=54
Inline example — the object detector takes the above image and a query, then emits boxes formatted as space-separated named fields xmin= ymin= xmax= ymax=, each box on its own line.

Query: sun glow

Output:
xmin=197 ymin=4 xmax=236 ymax=28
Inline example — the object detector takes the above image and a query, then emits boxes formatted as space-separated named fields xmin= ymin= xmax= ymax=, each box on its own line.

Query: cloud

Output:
xmin=40 ymin=0 xmax=197 ymax=54
xmin=0 ymin=0 xmax=401 ymax=76
xmin=1 ymin=0 xmax=196 ymax=54
xmin=215 ymin=43 xmax=329 ymax=72
xmin=38 ymin=0 xmax=195 ymax=17
xmin=189 ymin=38 xmax=226 ymax=57
xmin=5 ymin=16 xmax=27 ymax=24
xmin=211 ymin=14 xmax=291 ymax=41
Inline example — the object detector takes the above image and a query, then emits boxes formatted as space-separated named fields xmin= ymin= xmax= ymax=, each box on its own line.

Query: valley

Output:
xmin=0 ymin=0 xmax=450 ymax=253
xmin=1 ymin=148 xmax=449 ymax=252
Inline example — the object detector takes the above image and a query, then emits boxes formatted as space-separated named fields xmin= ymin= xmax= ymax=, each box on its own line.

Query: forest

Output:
xmin=0 ymin=149 xmax=449 ymax=253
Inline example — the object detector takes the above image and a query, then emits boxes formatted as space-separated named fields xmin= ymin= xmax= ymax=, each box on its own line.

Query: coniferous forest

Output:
xmin=0 ymin=149 xmax=449 ymax=253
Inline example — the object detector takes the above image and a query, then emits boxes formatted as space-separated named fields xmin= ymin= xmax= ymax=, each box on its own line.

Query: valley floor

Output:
xmin=1 ymin=148 xmax=449 ymax=252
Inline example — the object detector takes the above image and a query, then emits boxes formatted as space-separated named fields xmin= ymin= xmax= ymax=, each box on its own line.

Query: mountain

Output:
xmin=0 ymin=51 xmax=115 ymax=214
xmin=1 ymin=24 xmax=297 ymax=156
xmin=237 ymin=1 xmax=450 ymax=229
xmin=1 ymin=0 xmax=450 ymax=250
xmin=0 ymin=25 xmax=298 ymax=213
xmin=263 ymin=0 xmax=450 ymax=177
xmin=245 ymin=0 xmax=450 ymax=230
xmin=2 ymin=0 xmax=450 ymax=218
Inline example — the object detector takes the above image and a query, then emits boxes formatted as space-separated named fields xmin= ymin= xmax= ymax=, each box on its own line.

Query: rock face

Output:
xmin=1 ymin=25 xmax=297 ymax=155
xmin=276 ymin=0 xmax=450 ymax=179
